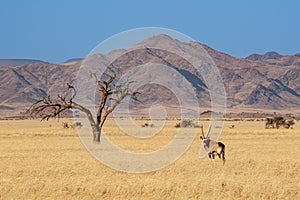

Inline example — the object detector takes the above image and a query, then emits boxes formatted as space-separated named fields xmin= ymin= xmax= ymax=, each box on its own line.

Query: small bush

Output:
xmin=175 ymin=119 xmax=199 ymax=128
xmin=74 ymin=122 xmax=83 ymax=128
xmin=62 ymin=122 xmax=70 ymax=128
xmin=62 ymin=121 xmax=83 ymax=129
xmin=141 ymin=123 xmax=154 ymax=127
xmin=175 ymin=123 xmax=181 ymax=128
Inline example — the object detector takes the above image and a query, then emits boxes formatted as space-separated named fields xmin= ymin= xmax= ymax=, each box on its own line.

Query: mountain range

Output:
xmin=1 ymin=34 xmax=300 ymax=117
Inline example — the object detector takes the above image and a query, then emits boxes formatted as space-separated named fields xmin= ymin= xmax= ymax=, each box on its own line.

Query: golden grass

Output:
xmin=1 ymin=119 xmax=299 ymax=199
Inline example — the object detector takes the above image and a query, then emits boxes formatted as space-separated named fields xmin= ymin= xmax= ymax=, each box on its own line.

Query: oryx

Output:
xmin=199 ymin=125 xmax=225 ymax=164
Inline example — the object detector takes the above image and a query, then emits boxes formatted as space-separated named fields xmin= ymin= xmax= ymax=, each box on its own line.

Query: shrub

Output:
xmin=62 ymin=121 xmax=83 ymax=129
xmin=175 ymin=119 xmax=199 ymax=128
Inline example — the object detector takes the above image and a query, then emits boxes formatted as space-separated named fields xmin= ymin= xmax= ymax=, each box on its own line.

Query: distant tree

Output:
xmin=27 ymin=72 xmax=140 ymax=142
xmin=265 ymin=117 xmax=295 ymax=129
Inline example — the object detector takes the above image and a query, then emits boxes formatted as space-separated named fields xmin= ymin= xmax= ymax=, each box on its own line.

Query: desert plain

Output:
xmin=1 ymin=118 xmax=299 ymax=199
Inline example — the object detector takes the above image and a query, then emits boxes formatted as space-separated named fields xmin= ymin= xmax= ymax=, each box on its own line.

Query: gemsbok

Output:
xmin=200 ymin=125 xmax=226 ymax=164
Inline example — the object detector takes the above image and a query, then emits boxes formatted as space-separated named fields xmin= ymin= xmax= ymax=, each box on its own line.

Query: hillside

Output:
xmin=0 ymin=34 xmax=300 ymax=117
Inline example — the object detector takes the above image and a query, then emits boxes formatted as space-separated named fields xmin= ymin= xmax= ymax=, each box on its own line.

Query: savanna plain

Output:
xmin=1 ymin=118 xmax=299 ymax=199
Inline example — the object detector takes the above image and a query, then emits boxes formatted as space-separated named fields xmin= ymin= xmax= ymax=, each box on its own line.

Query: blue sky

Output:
xmin=0 ymin=0 xmax=299 ymax=63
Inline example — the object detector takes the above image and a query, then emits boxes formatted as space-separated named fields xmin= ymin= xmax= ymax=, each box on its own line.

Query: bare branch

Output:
xmin=27 ymin=82 xmax=102 ymax=142
xmin=99 ymin=79 xmax=141 ymax=127
xmin=94 ymin=72 xmax=117 ymax=125
xmin=27 ymin=71 xmax=139 ymax=143
xmin=27 ymin=82 xmax=76 ymax=120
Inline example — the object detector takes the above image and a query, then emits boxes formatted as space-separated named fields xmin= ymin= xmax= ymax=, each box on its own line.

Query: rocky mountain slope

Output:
xmin=1 ymin=35 xmax=299 ymax=117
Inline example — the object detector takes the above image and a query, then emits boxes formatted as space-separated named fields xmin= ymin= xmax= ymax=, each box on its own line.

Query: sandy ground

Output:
xmin=1 ymin=118 xmax=299 ymax=199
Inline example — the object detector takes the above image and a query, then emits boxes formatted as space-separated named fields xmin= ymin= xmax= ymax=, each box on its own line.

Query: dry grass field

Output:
xmin=1 ymin=118 xmax=300 ymax=199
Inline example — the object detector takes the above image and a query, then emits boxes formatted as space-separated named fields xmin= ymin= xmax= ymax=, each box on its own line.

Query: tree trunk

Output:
xmin=94 ymin=126 xmax=101 ymax=142
xmin=73 ymin=102 xmax=101 ymax=142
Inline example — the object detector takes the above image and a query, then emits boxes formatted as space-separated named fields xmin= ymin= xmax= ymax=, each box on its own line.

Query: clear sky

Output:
xmin=0 ymin=0 xmax=299 ymax=63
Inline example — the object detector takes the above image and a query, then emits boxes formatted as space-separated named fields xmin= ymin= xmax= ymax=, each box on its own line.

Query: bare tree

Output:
xmin=27 ymin=73 xmax=139 ymax=142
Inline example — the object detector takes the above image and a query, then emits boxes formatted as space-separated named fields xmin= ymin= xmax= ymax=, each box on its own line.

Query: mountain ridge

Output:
xmin=0 ymin=59 xmax=44 ymax=67
xmin=245 ymin=51 xmax=283 ymax=61
xmin=1 ymin=34 xmax=300 ymax=117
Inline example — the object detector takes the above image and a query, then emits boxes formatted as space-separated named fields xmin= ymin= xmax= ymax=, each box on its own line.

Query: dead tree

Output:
xmin=27 ymin=73 xmax=140 ymax=142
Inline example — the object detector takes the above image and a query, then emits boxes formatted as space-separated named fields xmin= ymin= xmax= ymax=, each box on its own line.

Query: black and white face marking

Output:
xmin=202 ymin=137 xmax=211 ymax=148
